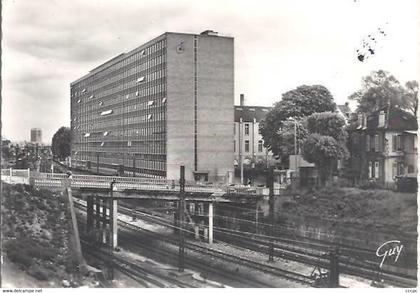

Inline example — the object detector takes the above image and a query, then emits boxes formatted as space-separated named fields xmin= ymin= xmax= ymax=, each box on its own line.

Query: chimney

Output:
xmin=240 ymin=94 xmax=245 ymax=106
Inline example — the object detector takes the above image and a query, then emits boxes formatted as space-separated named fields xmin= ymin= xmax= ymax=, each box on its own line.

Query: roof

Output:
xmin=234 ymin=106 xmax=272 ymax=122
xmin=351 ymin=106 xmax=418 ymax=131
xmin=71 ymin=31 xmax=233 ymax=85
xmin=337 ymin=104 xmax=351 ymax=115
xmin=386 ymin=108 xmax=418 ymax=130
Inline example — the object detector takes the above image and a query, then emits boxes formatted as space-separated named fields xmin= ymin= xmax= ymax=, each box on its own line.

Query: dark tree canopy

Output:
xmin=349 ymin=70 xmax=418 ymax=116
xmin=306 ymin=112 xmax=347 ymax=144
xmin=259 ymin=85 xmax=336 ymax=165
xmin=302 ymin=112 xmax=349 ymax=185
xmin=302 ymin=133 xmax=349 ymax=184
xmin=273 ymin=120 xmax=308 ymax=167
xmin=51 ymin=127 xmax=72 ymax=160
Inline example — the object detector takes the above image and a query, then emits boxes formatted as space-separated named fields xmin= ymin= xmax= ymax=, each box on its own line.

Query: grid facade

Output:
xmin=71 ymin=35 xmax=167 ymax=177
xmin=71 ymin=32 xmax=234 ymax=181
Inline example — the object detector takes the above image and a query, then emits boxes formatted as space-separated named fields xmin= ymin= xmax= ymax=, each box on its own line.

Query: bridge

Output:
xmin=1 ymin=168 xmax=266 ymax=201
xmin=1 ymin=168 xmax=265 ymax=247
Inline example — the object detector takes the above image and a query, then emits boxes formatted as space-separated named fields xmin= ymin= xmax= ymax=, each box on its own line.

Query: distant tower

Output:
xmin=30 ymin=128 xmax=42 ymax=144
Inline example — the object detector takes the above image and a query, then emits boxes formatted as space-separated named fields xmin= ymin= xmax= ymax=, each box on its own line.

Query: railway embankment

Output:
xmin=1 ymin=183 xmax=98 ymax=288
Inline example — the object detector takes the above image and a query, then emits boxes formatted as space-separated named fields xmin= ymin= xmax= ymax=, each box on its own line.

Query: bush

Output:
xmin=7 ymin=249 xmax=33 ymax=268
xmin=27 ymin=245 xmax=59 ymax=261
xmin=358 ymin=180 xmax=382 ymax=190
xmin=28 ymin=265 xmax=50 ymax=281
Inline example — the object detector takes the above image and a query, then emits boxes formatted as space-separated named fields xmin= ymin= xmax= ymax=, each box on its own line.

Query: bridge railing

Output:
xmin=18 ymin=171 xmax=261 ymax=195
xmin=1 ymin=168 xmax=31 ymax=184
xmin=30 ymin=172 xmax=225 ymax=193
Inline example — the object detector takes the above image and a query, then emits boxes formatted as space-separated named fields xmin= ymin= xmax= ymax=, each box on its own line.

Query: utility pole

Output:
xmin=108 ymin=179 xmax=116 ymax=280
xmin=132 ymin=155 xmax=136 ymax=177
xmin=239 ymin=117 xmax=244 ymax=185
xmin=329 ymin=247 xmax=340 ymax=287
xmin=267 ymin=166 xmax=274 ymax=262
xmin=178 ymin=166 xmax=185 ymax=272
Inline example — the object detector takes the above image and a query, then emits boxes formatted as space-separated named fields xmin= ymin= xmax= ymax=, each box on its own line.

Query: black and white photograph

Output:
xmin=0 ymin=0 xmax=418 ymax=290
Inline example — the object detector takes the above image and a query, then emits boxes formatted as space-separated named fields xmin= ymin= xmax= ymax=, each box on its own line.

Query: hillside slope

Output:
xmin=1 ymin=183 xmax=95 ymax=287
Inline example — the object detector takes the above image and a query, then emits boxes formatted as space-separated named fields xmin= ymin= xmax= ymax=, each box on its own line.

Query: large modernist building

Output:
xmin=30 ymin=128 xmax=42 ymax=144
xmin=70 ymin=31 xmax=234 ymax=181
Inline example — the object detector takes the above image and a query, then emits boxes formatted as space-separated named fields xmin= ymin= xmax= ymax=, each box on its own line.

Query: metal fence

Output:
xmin=1 ymin=168 xmax=31 ymax=184
xmin=31 ymin=172 xmax=227 ymax=193
xmin=2 ymin=168 xmax=269 ymax=196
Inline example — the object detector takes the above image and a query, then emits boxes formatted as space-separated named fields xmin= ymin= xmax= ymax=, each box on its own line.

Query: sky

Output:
xmin=2 ymin=0 xmax=419 ymax=144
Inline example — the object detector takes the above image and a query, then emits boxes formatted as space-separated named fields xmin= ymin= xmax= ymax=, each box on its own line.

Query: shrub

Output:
xmin=27 ymin=245 xmax=59 ymax=261
xmin=28 ymin=265 xmax=50 ymax=281
xmin=7 ymin=249 xmax=33 ymax=268
xmin=358 ymin=181 xmax=382 ymax=190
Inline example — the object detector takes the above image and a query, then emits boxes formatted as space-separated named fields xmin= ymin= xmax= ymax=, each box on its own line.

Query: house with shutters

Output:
xmin=347 ymin=106 xmax=417 ymax=187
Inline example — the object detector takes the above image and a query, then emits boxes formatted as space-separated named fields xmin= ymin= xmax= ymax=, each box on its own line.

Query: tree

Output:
xmin=302 ymin=134 xmax=348 ymax=185
xmin=302 ymin=112 xmax=349 ymax=185
xmin=306 ymin=112 xmax=348 ymax=144
xmin=273 ymin=120 xmax=308 ymax=167
xmin=349 ymin=70 xmax=418 ymax=116
xmin=404 ymin=80 xmax=419 ymax=116
xmin=51 ymin=127 xmax=72 ymax=160
xmin=259 ymin=85 xmax=336 ymax=166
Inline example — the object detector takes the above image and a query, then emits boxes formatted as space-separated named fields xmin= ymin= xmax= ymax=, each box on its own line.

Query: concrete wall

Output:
xmin=166 ymin=34 xmax=196 ymax=180
xmin=166 ymin=33 xmax=234 ymax=181
xmin=234 ymin=121 xmax=274 ymax=166
xmin=196 ymin=35 xmax=234 ymax=181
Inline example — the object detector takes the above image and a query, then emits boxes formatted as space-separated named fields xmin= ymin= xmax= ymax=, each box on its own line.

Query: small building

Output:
xmin=337 ymin=102 xmax=352 ymax=124
xmin=347 ymin=106 xmax=418 ymax=188
xmin=234 ymin=94 xmax=275 ymax=174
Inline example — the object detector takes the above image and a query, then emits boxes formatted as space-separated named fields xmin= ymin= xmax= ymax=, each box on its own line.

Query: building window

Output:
xmin=408 ymin=165 xmax=414 ymax=173
xmin=368 ymin=161 xmax=372 ymax=179
xmin=398 ymin=162 xmax=404 ymax=176
xmin=374 ymin=134 xmax=379 ymax=151
xmin=366 ymin=135 xmax=370 ymax=151
xmin=100 ymin=110 xmax=113 ymax=116
xmin=258 ymin=140 xmax=263 ymax=152
xmin=245 ymin=140 xmax=250 ymax=152
xmin=245 ymin=124 xmax=249 ymax=135
xmin=392 ymin=135 xmax=404 ymax=151
xmin=374 ymin=161 xmax=380 ymax=179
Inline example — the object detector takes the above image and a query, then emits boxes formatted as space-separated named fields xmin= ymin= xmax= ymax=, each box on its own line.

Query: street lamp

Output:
xmin=286 ymin=117 xmax=298 ymax=181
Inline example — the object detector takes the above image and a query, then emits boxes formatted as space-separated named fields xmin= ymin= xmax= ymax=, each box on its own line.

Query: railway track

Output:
xmin=114 ymin=203 xmax=417 ymax=288
xmin=81 ymin=240 xmax=169 ymax=287
xmin=74 ymin=201 xmax=313 ymax=287
xmin=74 ymin=199 xmax=416 ymax=287
xmin=117 ymin=231 xmax=273 ymax=288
